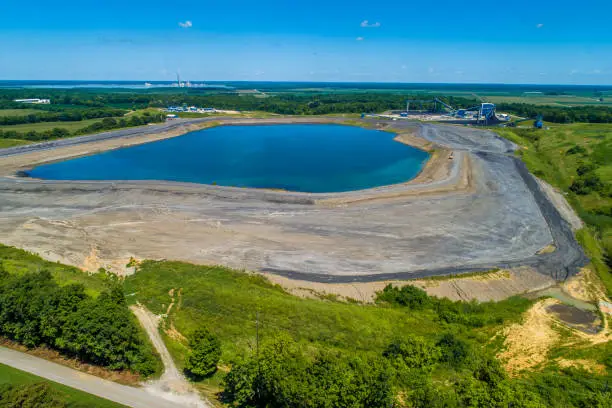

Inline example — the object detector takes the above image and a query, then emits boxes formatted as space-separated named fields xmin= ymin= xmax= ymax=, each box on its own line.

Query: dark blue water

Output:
xmin=28 ymin=124 xmax=430 ymax=193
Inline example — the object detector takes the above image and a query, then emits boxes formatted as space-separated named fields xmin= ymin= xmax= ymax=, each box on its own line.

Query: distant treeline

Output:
xmin=0 ymin=111 xmax=165 ymax=142
xmin=0 ymin=267 xmax=159 ymax=375
xmin=497 ymin=102 xmax=612 ymax=124
xmin=2 ymin=89 xmax=612 ymax=123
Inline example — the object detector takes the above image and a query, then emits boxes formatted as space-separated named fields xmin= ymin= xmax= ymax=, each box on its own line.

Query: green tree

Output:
xmin=185 ymin=326 xmax=221 ymax=378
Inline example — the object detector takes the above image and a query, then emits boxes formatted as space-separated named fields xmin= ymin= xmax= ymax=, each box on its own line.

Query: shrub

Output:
xmin=184 ymin=326 xmax=221 ymax=378
xmin=437 ymin=333 xmax=470 ymax=367
xmin=383 ymin=335 xmax=441 ymax=371
xmin=566 ymin=145 xmax=587 ymax=155
xmin=376 ymin=284 xmax=431 ymax=309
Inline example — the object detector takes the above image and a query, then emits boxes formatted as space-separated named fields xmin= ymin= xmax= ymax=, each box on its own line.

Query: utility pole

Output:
xmin=255 ymin=308 xmax=261 ymax=402
xmin=256 ymin=309 xmax=260 ymax=359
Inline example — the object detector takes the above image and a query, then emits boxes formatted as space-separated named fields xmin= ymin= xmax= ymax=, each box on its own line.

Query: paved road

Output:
xmin=0 ymin=118 xmax=210 ymax=158
xmin=0 ymin=346 xmax=185 ymax=408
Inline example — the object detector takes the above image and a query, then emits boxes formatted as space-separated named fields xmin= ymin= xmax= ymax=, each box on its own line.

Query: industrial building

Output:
xmin=13 ymin=98 xmax=51 ymax=104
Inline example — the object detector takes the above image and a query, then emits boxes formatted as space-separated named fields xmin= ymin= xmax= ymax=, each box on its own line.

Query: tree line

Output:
xmin=0 ymin=266 xmax=159 ymax=376
xmin=497 ymin=102 xmax=612 ymax=124
xmin=0 ymin=108 xmax=127 ymax=126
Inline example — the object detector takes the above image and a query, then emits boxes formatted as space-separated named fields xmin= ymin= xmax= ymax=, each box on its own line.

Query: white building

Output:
xmin=14 ymin=98 xmax=51 ymax=104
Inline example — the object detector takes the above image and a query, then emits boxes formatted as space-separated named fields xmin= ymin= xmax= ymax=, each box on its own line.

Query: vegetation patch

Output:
xmin=0 ymin=363 xmax=123 ymax=408
xmin=0 ymin=246 xmax=161 ymax=378
xmin=124 ymin=261 xmax=611 ymax=406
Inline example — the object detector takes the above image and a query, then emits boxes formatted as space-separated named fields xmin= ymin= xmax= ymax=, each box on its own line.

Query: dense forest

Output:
xmin=0 ymin=265 xmax=159 ymax=376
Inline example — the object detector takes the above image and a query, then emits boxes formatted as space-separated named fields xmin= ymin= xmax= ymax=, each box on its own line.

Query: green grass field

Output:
xmin=0 ymin=138 xmax=30 ymax=148
xmin=0 ymin=109 xmax=41 ymax=117
xmin=0 ymin=244 xmax=117 ymax=298
xmin=123 ymin=260 xmax=534 ymax=393
xmin=0 ymin=363 xmax=123 ymax=407
xmin=0 ymin=118 xmax=109 ymax=133
xmin=489 ymin=95 xmax=612 ymax=107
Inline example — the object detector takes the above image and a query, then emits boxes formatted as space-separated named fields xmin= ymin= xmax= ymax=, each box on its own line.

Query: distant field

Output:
xmin=488 ymin=95 xmax=612 ymax=107
xmin=0 ymin=118 xmax=107 ymax=133
xmin=0 ymin=108 xmax=40 ymax=117
xmin=276 ymin=87 xmax=611 ymax=107
xmin=0 ymin=139 xmax=30 ymax=148
xmin=0 ymin=363 xmax=123 ymax=408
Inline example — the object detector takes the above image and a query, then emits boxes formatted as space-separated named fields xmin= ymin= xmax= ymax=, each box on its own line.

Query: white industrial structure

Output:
xmin=14 ymin=98 xmax=50 ymax=104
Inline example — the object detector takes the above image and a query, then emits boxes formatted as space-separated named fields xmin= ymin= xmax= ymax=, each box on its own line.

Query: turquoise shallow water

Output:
xmin=28 ymin=124 xmax=430 ymax=193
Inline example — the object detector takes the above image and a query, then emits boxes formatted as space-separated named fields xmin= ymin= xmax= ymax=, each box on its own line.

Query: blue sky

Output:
xmin=1 ymin=0 xmax=610 ymax=84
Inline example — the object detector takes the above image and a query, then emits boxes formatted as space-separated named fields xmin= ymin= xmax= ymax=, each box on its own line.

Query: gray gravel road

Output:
xmin=0 ymin=118 xmax=210 ymax=158
xmin=0 ymin=346 xmax=185 ymax=408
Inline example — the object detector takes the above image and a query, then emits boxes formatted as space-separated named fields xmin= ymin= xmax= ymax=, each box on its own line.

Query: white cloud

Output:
xmin=536 ymin=23 xmax=544 ymax=28
xmin=592 ymin=69 xmax=602 ymax=74
xmin=360 ymin=20 xmax=381 ymax=28
xmin=356 ymin=36 xmax=364 ymax=41
xmin=178 ymin=20 xmax=193 ymax=28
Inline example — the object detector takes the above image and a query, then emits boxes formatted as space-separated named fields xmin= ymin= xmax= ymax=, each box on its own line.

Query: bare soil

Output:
xmin=0 ymin=119 xmax=587 ymax=292
xmin=497 ymin=298 xmax=560 ymax=376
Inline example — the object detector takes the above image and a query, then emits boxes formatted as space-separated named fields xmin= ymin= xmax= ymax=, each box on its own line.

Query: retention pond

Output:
xmin=27 ymin=124 xmax=429 ymax=193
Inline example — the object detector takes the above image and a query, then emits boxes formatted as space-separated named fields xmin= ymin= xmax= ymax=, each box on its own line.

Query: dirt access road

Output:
xmin=0 ymin=346 xmax=185 ymax=408
xmin=131 ymin=305 xmax=209 ymax=408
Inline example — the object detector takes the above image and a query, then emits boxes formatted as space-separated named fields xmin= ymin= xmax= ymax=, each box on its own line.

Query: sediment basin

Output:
xmin=0 ymin=118 xmax=587 ymax=291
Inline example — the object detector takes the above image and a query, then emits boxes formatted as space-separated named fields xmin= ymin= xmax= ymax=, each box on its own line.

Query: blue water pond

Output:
xmin=28 ymin=124 xmax=430 ymax=193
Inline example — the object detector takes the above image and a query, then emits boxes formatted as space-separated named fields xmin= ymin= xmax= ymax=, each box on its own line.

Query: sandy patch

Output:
xmin=497 ymin=298 xmax=560 ymax=376
xmin=556 ymin=358 xmax=607 ymax=374
xmin=564 ymin=267 xmax=609 ymax=303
